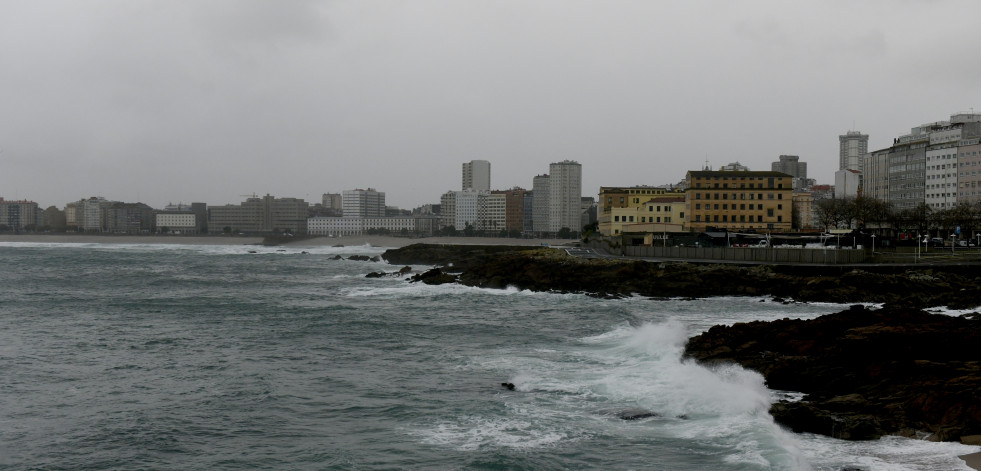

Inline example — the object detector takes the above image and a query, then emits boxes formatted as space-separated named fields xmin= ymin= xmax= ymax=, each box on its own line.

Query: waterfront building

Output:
xmin=597 ymin=186 xmax=685 ymax=236
xmin=462 ymin=160 xmax=491 ymax=192
xmin=342 ymin=189 xmax=385 ymax=218
xmin=522 ymin=191 xmax=534 ymax=233
xmin=547 ymin=160 xmax=582 ymax=234
xmin=106 ymin=202 xmax=155 ymax=234
xmin=208 ymin=195 xmax=309 ymax=234
xmin=957 ymin=141 xmax=981 ymax=205
xmin=614 ymin=196 xmax=687 ymax=236
xmin=840 ymin=131 xmax=869 ymax=172
xmin=861 ymin=113 xmax=981 ymax=210
xmin=531 ymin=174 xmax=550 ymax=234
xmin=74 ymin=197 xmax=111 ymax=232
xmin=307 ymin=216 xmax=430 ymax=237
xmin=479 ymin=193 xmax=506 ymax=233
xmin=492 ymin=187 xmax=527 ymax=233
xmin=39 ymin=206 xmax=66 ymax=232
xmin=685 ymin=170 xmax=793 ymax=232
xmin=156 ymin=212 xmax=198 ymax=234
xmin=0 ymin=198 xmax=39 ymax=231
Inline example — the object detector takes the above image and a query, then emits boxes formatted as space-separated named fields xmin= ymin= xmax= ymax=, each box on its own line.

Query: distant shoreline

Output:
xmin=0 ymin=233 xmax=573 ymax=249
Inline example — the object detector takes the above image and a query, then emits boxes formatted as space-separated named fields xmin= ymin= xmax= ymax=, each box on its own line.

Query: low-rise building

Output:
xmin=598 ymin=186 xmax=685 ymax=236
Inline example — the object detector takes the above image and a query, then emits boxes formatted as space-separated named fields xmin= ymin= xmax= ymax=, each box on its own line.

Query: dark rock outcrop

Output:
xmin=365 ymin=266 xmax=413 ymax=278
xmin=381 ymin=244 xmax=981 ymax=307
xmin=684 ymin=305 xmax=981 ymax=441
xmin=408 ymin=268 xmax=458 ymax=285
xmin=348 ymin=255 xmax=373 ymax=261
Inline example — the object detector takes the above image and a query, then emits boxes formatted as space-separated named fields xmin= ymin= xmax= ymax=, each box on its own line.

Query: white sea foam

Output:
xmin=415 ymin=414 xmax=578 ymax=451
xmin=0 ymin=240 xmax=386 ymax=256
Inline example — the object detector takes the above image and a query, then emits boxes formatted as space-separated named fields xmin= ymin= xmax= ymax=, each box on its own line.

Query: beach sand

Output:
xmin=0 ymin=234 xmax=574 ymax=249
xmin=961 ymin=452 xmax=981 ymax=471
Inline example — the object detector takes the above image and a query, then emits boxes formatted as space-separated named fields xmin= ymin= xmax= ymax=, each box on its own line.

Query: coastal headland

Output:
xmin=382 ymin=243 xmax=981 ymax=308
xmin=381 ymin=243 xmax=981 ymax=451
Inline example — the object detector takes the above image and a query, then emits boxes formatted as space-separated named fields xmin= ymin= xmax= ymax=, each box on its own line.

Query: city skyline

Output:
xmin=1 ymin=1 xmax=979 ymax=209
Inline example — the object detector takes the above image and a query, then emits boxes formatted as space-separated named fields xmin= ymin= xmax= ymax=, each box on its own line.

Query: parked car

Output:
xmin=929 ymin=237 xmax=945 ymax=247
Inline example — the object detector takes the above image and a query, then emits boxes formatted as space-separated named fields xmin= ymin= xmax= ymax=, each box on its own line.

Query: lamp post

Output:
xmin=871 ymin=234 xmax=876 ymax=254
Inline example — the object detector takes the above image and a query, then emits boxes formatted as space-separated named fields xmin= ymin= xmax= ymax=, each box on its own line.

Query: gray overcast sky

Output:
xmin=2 ymin=0 xmax=980 ymax=209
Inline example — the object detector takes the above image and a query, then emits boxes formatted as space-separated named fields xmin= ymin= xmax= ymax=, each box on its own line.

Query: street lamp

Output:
xmin=871 ymin=234 xmax=876 ymax=254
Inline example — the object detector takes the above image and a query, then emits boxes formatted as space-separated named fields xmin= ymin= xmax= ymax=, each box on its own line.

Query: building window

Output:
xmin=614 ymin=216 xmax=619 ymax=222
xmin=695 ymin=204 xmax=701 ymax=210
xmin=767 ymin=209 xmax=774 ymax=217
xmin=656 ymin=217 xmax=661 ymax=222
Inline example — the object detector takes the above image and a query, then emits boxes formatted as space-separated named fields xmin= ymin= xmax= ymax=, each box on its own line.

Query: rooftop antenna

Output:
xmin=703 ymin=155 xmax=711 ymax=171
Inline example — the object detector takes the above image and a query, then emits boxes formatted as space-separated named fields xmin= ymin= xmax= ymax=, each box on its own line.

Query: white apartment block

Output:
xmin=462 ymin=160 xmax=491 ymax=192
xmin=453 ymin=190 xmax=481 ymax=229
xmin=925 ymin=147 xmax=958 ymax=209
xmin=478 ymin=193 xmax=506 ymax=232
xmin=307 ymin=216 xmax=418 ymax=236
xmin=342 ymin=188 xmax=385 ymax=218
xmin=156 ymin=213 xmax=197 ymax=231
xmin=547 ymin=160 xmax=582 ymax=233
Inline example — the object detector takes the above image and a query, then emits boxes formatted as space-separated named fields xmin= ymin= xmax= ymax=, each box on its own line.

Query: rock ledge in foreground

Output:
xmin=684 ymin=305 xmax=981 ymax=441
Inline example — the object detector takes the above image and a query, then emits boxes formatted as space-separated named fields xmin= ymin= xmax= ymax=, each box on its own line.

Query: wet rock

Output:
xmin=409 ymin=268 xmax=458 ymax=285
xmin=684 ymin=304 xmax=981 ymax=441
xmin=616 ymin=409 xmax=659 ymax=421
xmin=348 ymin=255 xmax=371 ymax=261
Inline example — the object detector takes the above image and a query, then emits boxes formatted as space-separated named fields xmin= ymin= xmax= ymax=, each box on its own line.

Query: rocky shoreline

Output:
xmin=382 ymin=243 xmax=981 ymax=308
xmin=684 ymin=304 xmax=981 ymax=442
xmin=381 ymin=244 xmax=981 ymax=446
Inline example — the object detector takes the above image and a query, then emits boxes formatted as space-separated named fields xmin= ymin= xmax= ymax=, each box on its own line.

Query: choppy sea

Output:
xmin=0 ymin=241 xmax=976 ymax=470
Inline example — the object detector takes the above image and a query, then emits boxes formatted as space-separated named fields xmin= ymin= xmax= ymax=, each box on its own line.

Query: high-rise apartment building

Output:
xmin=342 ymin=188 xmax=385 ymax=218
xmin=0 ymin=198 xmax=39 ymax=231
xmin=839 ymin=131 xmax=869 ymax=171
xmin=208 ymin=194 xmax=309 ymax=234
xmin=531 ymin=174 xmax=550 ymax=234
xmin=771 ymin=155 xmax=806 ymax=178
xmin=548 ymin=160 xmax=583 ymax=234
xmin=462 ymin=160 xmax=491 ymax=192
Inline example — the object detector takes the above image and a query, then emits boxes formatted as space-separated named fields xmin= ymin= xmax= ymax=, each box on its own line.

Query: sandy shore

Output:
xmin=0 ymin=234 xmax=574 ymax=249
xmin=961 ymin=452 xmax=981 ymax=471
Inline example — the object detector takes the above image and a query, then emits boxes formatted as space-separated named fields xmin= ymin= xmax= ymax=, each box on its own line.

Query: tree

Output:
xmin=223 ymin=226 xmax=232 ymax=234
xmin=557 ymin=227 xmax=574 ymax=239
xmin=441 ymin=225 xmax=458 ymax=237
xmin=815 ymin=198 xmax=847 ymax=232
xmin=463 ymin=223 xmax=475 ymax=237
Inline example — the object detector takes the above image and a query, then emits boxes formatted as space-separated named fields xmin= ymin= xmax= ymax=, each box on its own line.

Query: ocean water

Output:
xmin=0 ymin=242 xmax=975 ymax=471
